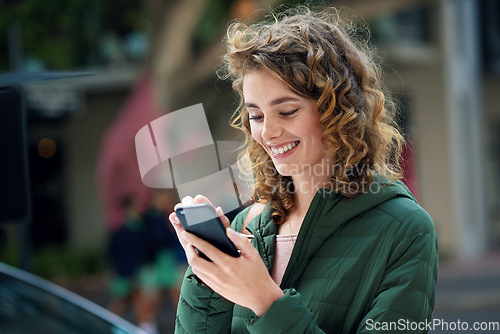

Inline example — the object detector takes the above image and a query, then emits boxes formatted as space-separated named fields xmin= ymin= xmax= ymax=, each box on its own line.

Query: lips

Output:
xmin=270 ymin=141 xmax=299 ymax=156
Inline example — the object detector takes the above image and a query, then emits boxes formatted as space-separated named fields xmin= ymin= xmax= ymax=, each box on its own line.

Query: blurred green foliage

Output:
xmin=31 ymin=246 xmax=107 ymax=281
xmin=192 ymin=0 xmax=232 ymax=55
xmin=0 ymin=0 xmax=144 ymax=71
xmin=1 ymin=240 xmax=107 ymax=282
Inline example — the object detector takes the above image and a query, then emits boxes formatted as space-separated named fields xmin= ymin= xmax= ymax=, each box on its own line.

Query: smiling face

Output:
xmin=243 ymin=70 xmax=330 ymax=181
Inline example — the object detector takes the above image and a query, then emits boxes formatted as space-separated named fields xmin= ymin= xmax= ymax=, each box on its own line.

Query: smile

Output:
xmin=270 ymin=141 xmax=299 ymax=156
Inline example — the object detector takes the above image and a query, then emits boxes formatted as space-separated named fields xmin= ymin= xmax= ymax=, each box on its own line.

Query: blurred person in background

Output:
xmin=106 ymin=196 xmax=159 ymax=334
xmin=141 ymin=189 xmax=187 ymax=315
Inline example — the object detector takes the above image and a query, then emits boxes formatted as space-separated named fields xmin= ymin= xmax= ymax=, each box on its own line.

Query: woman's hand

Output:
xmin=168 ymin=194 xmax=231 ymax=253
xmin=181 ymin=227 xmax=284 ymax=317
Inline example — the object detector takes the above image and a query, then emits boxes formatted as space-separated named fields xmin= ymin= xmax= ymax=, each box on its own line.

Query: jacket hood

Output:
xmin=247 ymin=178 xmax=418 ymax=288
xmin=251 ymin=178 xmax=416 ymax=237
xmin=315 ymin=178 xmax=416 ymax=232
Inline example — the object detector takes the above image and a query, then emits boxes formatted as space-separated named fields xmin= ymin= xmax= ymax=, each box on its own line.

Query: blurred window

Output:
xmin=481 ymin=0 xmax=500 ymax=75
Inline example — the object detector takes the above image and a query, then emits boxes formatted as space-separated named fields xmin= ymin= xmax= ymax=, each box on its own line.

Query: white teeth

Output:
xmin=271 ymin=141 xmax=298 ymax=155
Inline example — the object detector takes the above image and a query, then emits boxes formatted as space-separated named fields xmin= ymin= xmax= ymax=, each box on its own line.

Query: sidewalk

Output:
xmin=433 ymin=250 xmax=500 ymax=314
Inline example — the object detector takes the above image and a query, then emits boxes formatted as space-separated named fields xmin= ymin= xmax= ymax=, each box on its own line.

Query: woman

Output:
xmin=169 ymin=7 xmax=438 ymax=333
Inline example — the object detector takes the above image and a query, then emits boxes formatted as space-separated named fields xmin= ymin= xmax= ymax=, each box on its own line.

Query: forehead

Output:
xmin=243 ymin=70 xmax=282 ymax=87
xmin=242 ymin=70 xmax=298 ymax=100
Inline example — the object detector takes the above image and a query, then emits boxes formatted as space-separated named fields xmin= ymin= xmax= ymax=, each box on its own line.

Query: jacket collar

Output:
xmin=246 ymin=178 xmax=416 ymax=287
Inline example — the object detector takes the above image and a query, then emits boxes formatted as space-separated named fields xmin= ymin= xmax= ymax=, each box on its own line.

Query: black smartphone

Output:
xmin=176 ymin=203 xmax=240 ymax=261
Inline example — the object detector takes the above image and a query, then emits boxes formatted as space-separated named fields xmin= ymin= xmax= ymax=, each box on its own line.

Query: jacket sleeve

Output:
xmin=246 ymin=289 xmax=326 ymax=333
xmin=175 ymin=207 xmax=254 ymax=333
xmin=175 ymin=266 xmax=234 ymax=333
xmin=356 ymin=208 xmax=439 ymax=333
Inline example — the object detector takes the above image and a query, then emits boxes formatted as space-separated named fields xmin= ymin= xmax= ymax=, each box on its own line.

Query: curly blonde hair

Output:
xmin=219 ymin=7 xmax=404 ymax=224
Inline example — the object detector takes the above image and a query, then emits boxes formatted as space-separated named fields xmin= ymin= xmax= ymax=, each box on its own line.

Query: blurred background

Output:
xmin=0 ymin=0 xmax=499 ymax=332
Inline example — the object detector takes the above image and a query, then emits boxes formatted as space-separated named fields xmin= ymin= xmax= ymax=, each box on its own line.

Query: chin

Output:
xmin=274 ymin=165 xmax=301 ymax=177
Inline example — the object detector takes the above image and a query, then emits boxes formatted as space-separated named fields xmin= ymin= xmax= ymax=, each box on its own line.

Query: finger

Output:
xmin=181 ymin=196 xmax=194 ymax=206
xmin=193 ymin=194 xmax=213 ymax=205
xmin=226 ymin=228 xmax=256 ymax=255
xmin=215 ymin=206 xmax=231 ymax=229
xmin=169 ymin=213 xmax=186 ymax=239
xmin=184 ymin=243 xmax=222 ymax=288
xmin=168 ymin=211 xmax=181 ymax=227
xmin=184 ymin=242 xmax=200 ymax=264
xmin=184 ymin=243 xmax=211 ymax=273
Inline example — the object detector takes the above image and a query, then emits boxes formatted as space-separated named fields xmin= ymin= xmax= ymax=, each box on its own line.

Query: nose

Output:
xmin=261 ymin=117 xmax=282 ymax=142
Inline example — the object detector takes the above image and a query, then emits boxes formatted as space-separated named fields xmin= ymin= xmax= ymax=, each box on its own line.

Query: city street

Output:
xmin=430 ymin=251 xmax=500 ymax=333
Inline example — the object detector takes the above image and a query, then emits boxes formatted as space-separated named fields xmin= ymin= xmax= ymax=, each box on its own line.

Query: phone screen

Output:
xmin=176 ymin=204 xmax=240 ymax=259
xmin=180 ymin=205 xmax=217 ymax=226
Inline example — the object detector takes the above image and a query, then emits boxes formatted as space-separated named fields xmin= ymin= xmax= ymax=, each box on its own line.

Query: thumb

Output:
xmin=216 ymin=206 xmax=231 ymax=229
xmin=226 ymin=228 xmax=254 ymax=253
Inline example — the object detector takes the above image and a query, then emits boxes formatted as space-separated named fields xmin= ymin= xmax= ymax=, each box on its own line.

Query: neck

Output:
xmin=290 ymin=172 xmax=329 ymax=217
xmin=277 ymin=180 xmax=317 ymax=236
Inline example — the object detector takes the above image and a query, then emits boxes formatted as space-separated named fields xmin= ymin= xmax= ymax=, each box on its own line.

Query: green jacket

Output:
xmin=175 ymin=180 xmax=439 ymax=333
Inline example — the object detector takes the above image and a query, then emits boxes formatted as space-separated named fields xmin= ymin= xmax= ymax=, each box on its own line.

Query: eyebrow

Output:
xmin=245 ymin=96 xmax=300 ymax=109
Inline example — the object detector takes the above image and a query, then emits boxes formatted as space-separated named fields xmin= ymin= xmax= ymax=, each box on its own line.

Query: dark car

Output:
xmin=0 ymin=262 xmax=146 ymax=334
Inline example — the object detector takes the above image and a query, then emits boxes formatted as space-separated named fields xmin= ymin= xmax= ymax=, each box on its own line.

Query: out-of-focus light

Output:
xmin=231 ymin=0 xmax=259 ymax=20
xmin=38 ymin=138 xmax=56 ymax=158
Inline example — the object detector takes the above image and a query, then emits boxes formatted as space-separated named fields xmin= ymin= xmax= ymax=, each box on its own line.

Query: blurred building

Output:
xmin=334 ymin=0 xmax=500 ymax=259
xmin=0 ymin=0 xmax=150 ymax=252
xmin=2 ymin=0 xmax=499 ymax=262
xmin=23 ymin=70 xmax=139 ymax=249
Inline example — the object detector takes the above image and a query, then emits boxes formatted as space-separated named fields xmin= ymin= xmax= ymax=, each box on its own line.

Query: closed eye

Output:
xmin=248 ymin=108 xmax=298 ymax=122
xmin=248 ymin=114 xmax=263 ymax=121
xmin=280 ymin=109 xmax=299 ymax=117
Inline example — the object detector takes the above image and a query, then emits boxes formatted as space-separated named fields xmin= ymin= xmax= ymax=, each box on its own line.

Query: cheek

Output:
xmin=309 ymin=116 xmax=325 ymax=144
xmin=301 ymin=123 xmax=324 ymax=144
xmin=314 ymin=126 xmax=325 ymax=144
xmin=250 ymin=124 xmax=263 ymax=144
